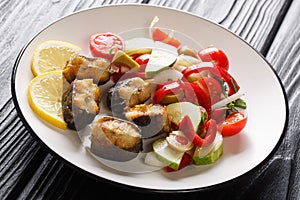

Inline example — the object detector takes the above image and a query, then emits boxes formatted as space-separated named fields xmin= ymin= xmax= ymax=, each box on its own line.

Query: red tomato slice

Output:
xmin=130 ymin=54 xmax=142 ymax=60
xmin=135 ymin=54 xmax=150 ymax=77
xmin=197 ymin=77 xmax=223 ymax=104
xmin=165 ymin=153 xmax=192 ymax=172
xmin=198 ymin=47 xmax=229 ymax=71
xmin=89 ymin=32 xmax=124 ymax=61
xmin=152 ymin=28 xmax=181 ymax=48
xmin=220 ymin=112 xmax=247 ymax=137
xmin=135 ymin=54 xmax=151 ymax=65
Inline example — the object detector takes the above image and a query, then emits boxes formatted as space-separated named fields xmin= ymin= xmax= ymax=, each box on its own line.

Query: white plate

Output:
xmin=11 ymin=4 xmax=288 ymax=192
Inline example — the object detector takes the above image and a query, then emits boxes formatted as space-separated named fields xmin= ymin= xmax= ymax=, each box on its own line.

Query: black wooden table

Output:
xmin=1 ymin=0 xmax=299 ymax=199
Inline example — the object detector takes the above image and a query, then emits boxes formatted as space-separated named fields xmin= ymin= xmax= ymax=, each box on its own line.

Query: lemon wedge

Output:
xmin=31 ymin=40 xmax=81 ymax=76
xmin=27 ymin=70 xmax=67 ymax=129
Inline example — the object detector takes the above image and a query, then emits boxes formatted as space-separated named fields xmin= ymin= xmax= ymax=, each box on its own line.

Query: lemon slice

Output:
xmin=31 ymin=40 xmax=81 ymax=76
xmin=27 ymin=70 xmax=67 ymax=129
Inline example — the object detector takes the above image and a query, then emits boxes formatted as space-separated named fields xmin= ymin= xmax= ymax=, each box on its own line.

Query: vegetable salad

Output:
xmin=29 ymin=16 xmax=248 ymax=173
xmin=87 ymin=19 xmax=247 ymax=172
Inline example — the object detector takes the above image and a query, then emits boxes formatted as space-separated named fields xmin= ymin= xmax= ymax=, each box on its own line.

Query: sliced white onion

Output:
xmin=152 ymin=68 xmax=183 ymax=84
xmin=149 ymin=16 xmax=160 ymax=39
xmin=166 ymin=131 xmax=194 ymax=153
xmin=167 ymin=29 xmax=175 ymax=39
xmin=172 ymin=55 xmax=201 ymax=72
xmin=212 ymin=91 xmax=245 ymax=110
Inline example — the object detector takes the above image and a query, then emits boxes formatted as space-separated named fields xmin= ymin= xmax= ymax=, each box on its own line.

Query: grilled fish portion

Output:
xmin=63 ymin=55 xmax=111 ymax=85
xmin=62 ymin=79 xmax=100 ymax=130
xmin=125 ymin=104 xmax=170 ymax=138
xmin=107 ymin=77 xmax=151 ymax=117
xmin=90 ymin=116 xmax=142 ymax=162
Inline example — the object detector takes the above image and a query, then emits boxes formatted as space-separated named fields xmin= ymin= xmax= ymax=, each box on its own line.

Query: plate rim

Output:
xmin=10 ymin=4 xmax=289 ymax=193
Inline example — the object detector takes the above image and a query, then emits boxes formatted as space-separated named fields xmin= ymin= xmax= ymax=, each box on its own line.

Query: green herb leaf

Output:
xmin=234 ymin=98 xmax=247 ymax=109
xmin=231 ymin=78 xmax=239 ymax=93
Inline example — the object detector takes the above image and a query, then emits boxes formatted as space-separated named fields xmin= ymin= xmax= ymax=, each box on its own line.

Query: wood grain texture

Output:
xmin=266 ymin=1 xmax=300 ymax=199
xmin=0 ymin=0 xmax=144 ymax=108
xmin=0 ymin=0 xmax=297 ymax=199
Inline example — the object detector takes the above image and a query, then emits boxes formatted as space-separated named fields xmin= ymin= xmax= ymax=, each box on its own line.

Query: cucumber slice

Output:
xmin=125 ymin=37 xmax=154 ymax=50
xmin=166 ymin=102 xmax=202 ymax=132
xmin=193 ymin=132 xmax=223 ymax=165
xmin=144 ymin=151 xmax=166 ymax=167
xmin=145 ymin=41 xmax=178 ymax=78
xmin=153 ymin=138 xmax=184 ymax=170
xmin=124 ymin=38 xmax=178 ymax=77
xmin=124 ymin=37 xmax=154 ymax=56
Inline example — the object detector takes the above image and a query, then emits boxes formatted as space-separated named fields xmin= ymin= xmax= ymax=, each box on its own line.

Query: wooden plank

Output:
xmin=0 ymin=0 xmax=144 ymax=108
xmin=266 ymin=0 xmax=300 ymax=162
xmin=0 ymin=99 xmax=46 ymax=199
xmin=0 ymin=0 xmax=294 ymax=199
xmin=266 ymin=0 xmax=300 ymax=199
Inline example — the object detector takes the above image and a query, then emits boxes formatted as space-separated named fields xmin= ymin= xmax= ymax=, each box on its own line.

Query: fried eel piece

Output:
xmin=62 ymin=79 xmax=100 ymax=130
xmin=125 ymin=104 xmax=170 ymax=138
xmin=63 ymin=55 xmax=111 ymax=85
xmin=90 ymin=116 xmax=142 ymax=162
xmin=107 ymin=77 xmax=151 ymax=117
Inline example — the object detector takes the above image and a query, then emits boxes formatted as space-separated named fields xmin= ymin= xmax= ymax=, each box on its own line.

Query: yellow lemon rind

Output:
xmin=27 ymin=71 xmax=67 ymax=130
xmin=31 ymin=40 xmax=81 ymax=77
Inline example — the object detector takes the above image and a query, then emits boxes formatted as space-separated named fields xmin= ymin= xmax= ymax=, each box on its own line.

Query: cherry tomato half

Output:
xmin=89 ymin=32 xmax=124 ymax=61
xmin=220 ymin=112 xmax=247 ymax=137
xmin=198 ymin=47 xmax=229 ymax=71
xmin=196 ymin=77 xmax=223 ymax=104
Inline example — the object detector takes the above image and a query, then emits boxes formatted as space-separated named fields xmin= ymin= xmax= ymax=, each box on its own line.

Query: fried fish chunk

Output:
xmin=90 ymin=116 xmax=142 ymax=162
xmin=106 ymin=77 xmax=151 ymax=117
xmin=62 ymin=79 xmax=100 ymax=130
xmin=63 ymin=55 xmax=111 ymax=85
xmin=125 ymin=104 xmax=170 ymax=138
